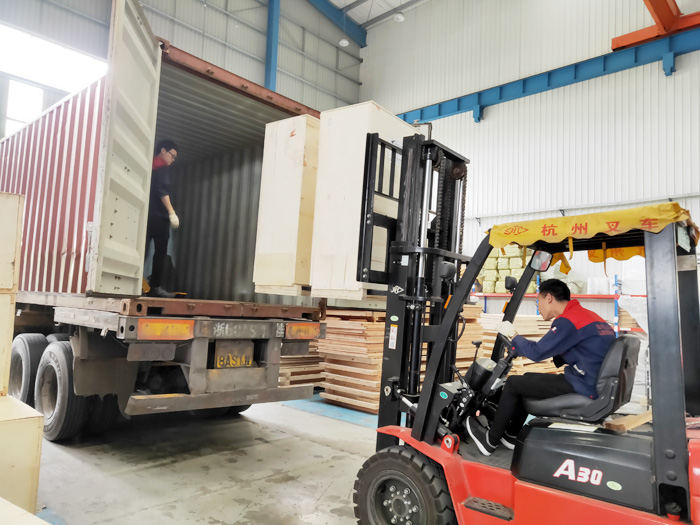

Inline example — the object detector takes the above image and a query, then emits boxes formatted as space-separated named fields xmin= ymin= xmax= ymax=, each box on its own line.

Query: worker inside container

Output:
xmin=465 ymin=279 xmax=616 ymax=456
xmin=145 ymin=139 xmax=180 ymax=298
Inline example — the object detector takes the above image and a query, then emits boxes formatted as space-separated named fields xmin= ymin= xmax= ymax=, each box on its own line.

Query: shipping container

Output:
xmin=1 ymin=0 xmax=324 ymax=441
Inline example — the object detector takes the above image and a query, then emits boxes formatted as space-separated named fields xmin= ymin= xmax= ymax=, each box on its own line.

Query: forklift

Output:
xmin=352 ymin=133 xmax=700 ymax=524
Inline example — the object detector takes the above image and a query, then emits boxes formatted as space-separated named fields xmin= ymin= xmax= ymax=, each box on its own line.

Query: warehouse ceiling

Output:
xmin=328 ymin=0 xmax=431 ymax=28
xmin=155 ymin=63 xmax=290 ymax=163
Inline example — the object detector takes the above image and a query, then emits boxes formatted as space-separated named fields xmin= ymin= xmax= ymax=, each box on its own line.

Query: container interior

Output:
xmin=149 ymin=62 xmax=315 ymax=305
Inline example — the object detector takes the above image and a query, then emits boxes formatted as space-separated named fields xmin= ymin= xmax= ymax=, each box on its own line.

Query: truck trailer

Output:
xmin=1 ymin=0 xmax=324 ymax=441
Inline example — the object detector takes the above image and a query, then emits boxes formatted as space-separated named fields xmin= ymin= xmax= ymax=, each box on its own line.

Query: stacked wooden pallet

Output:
xmin=479 ymin=313 xmax=558 ymax=375
xmin=318 ymin=309 xmax=385 ymax=413
xmin=318 ymin=304 xmax=486 ymax=414
xmin=279 ymin=340 xmax=324 ymax=387
xmin=619 ymin=308 xmax=644 ymax=333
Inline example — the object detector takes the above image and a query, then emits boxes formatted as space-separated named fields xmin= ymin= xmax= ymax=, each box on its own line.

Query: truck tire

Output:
xmin=85 ymin=394 xmax=120 ymax=435
xmin=9 ymin=334 xmax=48 ymax=407
xmin=46 ymin=333 xmax=70 ymax=343
xmin=34 ymin=341 xmax=90 ymax=442
xmin=353 ymin=446 xmax=456 ymax=525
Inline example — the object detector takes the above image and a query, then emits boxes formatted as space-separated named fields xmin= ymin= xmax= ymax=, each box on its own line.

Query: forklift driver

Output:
xmin=466 ymin=279 xmax=616 ymax=456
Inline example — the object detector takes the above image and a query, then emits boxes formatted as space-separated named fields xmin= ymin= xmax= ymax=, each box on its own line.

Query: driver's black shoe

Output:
xmin=466 ymin=416 xmax=497 ymax=456
xmin=500 ymin=431 xmax=517 ymax=450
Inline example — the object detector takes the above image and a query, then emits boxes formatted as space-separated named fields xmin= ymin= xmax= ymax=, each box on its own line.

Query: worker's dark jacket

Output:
xmin=511 ymin=300 xmax=616 ymax=398
xmin=149 ymin=156 xmax=171 ymax=219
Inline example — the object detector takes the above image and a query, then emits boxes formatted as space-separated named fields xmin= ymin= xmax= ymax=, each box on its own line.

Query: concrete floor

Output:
xmin=36 ymin=395 xmax=377 ymax=525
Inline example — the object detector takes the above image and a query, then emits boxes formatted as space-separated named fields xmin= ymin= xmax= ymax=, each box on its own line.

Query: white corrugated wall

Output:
xmin=0 ymin=0 xmax=360 ymax=111
xmin=361 ymin=0 xmax=700 ymax=113
xmin=360 ymin=0 xmax=700 ymax=256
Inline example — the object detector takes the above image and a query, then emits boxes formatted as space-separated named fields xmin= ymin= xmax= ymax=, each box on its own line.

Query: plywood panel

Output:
xmin=0 ymin=193 xmax=24 ymax=293
xmin=310 ymin=101 xmax=417 ymax=300
xmin=254 ymin=115 xmax=320 ymax=294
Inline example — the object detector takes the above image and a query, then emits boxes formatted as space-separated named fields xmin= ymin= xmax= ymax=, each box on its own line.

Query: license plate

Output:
xmin=214 ymin=340 xmax=254 ymax=369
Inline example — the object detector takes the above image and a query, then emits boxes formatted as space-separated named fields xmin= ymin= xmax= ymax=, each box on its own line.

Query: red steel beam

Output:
xmin=158 ymin=38 xmax=321 ymax=119
xmin=644 ymin=0 xmax=681 ymax=32
xmin=613 ymin=10 xmax=700 ymax=49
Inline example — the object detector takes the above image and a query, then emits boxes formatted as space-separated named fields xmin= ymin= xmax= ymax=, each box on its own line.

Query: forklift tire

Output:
xmin=84 ymin=394 xmax=120 ymax=435
xmin=46 ymin=333 xmax=70 ymax=343
xmin=8 ymin=333 xmax=48 ymax=407
xmin=353 ymin=446 xmax=456 ymax=525
xmin=191 ymin=407 xmax=231 ymax=418
xmin=226 ymin=404 xmax=251 ymax=416
xmin=34 ymin=341 xmax=90 ymax=442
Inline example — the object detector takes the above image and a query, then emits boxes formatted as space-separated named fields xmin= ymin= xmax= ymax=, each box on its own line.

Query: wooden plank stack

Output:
xmin=318 ymin=309 xmax=385 ymax=413
xmin=618 ymin=308 xmax=643 ymax=332
xmin=318 ymin=304 xmax=486 ymax=414
xmin=278 ymin=340 xmax=324 ymax=388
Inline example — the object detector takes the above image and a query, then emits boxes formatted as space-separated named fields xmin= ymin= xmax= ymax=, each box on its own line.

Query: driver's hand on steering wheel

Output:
xmin=497 ymin=320 xmax=519 ymax=340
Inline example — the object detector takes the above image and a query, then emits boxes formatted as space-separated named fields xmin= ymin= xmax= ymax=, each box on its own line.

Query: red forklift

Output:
xmin=351 ymin=133 xmax=700 ymax=524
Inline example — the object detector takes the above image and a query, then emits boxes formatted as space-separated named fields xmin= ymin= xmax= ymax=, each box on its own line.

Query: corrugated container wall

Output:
xmin=0 ymin=80 xmax=104 ymax=294
xmin=0 ymin=0 xmax=361 ymax=112
xmin=360 ymin=0 xmax=700 ymax=255
xmin=167 ymin=146 xmax=313 ymax=306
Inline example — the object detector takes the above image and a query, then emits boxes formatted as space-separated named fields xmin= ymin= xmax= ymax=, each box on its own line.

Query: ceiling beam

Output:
xmin=342 ymin=0 xmax=370 ymax=14
xmin=612 ymin=0 xmax=700 ymax=50
xmin=644 ymin=0 xmax=681 ymax=33
xmin=306 ymin=0 xmax=367 ymax=47
xmin=361 ymin=0 xmax=423 ymax=28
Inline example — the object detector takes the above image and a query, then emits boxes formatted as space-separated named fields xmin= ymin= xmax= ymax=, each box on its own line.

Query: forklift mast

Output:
xmin=357 ymin=133 xmax=479 ymax=451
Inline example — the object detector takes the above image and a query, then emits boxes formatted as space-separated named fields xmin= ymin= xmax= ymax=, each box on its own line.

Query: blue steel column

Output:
xmin=265 ymin=0 xmax=280 ymax=91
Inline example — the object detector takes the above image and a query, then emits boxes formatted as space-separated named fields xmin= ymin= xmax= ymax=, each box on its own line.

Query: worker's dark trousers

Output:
xmin=488 ymin=373 xmax=575 ymax=441
xmin=146 ymin=215 xmax=170 ymax=289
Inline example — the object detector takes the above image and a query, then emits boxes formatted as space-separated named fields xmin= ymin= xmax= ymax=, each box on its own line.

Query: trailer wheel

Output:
xmin=46 ymin=333 xmax=70 ymax=343
xmin=9 ymin=334 xmax=48 ymax=407
xmin=353 ymin=446 xmax=456 ymax=525
xmin=227 ymin=404 xmax=251 ymax=416
xmin=34 ymin=341 xmax=89 ymax=442
xmin=85 ymin=394 xmax=120 ymax=435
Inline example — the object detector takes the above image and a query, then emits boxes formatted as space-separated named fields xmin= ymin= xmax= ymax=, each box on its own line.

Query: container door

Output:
xmin=88 ymin=0 xmax=161 ymax=295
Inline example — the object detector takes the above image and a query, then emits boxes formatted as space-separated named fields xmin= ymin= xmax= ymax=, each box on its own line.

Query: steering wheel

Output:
xmin=494 ymin=332 xmax=518 ymax=363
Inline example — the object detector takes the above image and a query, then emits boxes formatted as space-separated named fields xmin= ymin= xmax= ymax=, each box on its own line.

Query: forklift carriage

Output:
xmin=352 ymin=133 xmax=700 ymax=524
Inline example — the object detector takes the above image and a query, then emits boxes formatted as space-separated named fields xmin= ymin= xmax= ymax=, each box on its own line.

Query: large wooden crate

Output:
xmin=254 ymin=114 xmax=320 ymax=296
xmin=0 ymin=397 xmax=43 ymax=514
xmin=310 ymin=102 xmax=418 ymax=301
xmin=0 ymin=193 xmax=43 ymax=516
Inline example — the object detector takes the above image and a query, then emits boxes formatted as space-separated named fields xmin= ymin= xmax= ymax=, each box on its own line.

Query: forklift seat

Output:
xmin=523 ymin=335 xmax=640 ymax=423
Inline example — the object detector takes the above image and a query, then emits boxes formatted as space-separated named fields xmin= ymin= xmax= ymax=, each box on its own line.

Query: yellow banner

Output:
xmin=490 ymin=202 xmax=693 ymax=249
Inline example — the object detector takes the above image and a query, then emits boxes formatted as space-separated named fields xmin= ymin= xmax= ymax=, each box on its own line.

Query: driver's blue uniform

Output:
xmin=511 ymin=299 xmax=616 ymax=398
xmin=482 ymin=299 xmax=616 ymax=447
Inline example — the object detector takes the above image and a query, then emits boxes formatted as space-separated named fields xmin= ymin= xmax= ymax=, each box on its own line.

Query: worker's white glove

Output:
xmin=169 ymin=212 xmax=180 ymax=229
xmin=497 ymin=321 xmax=518 ymax=340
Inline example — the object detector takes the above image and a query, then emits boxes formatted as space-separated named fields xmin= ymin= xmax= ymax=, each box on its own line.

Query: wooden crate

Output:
xmin=310 ymin=102 xmax=418 ymax=301
xmin=254 ymin=115 xmax=320 ymax=296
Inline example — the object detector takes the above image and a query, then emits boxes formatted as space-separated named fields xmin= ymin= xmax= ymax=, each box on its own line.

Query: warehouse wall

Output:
xmin=360 ymin=0 xmax=700 ymax=255
xmin=0 ymin=0 xmax=360 ymax=111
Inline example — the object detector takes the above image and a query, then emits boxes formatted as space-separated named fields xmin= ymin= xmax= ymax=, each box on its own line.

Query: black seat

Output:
xmin=523 ymin=335 xmax=640 ymax=423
